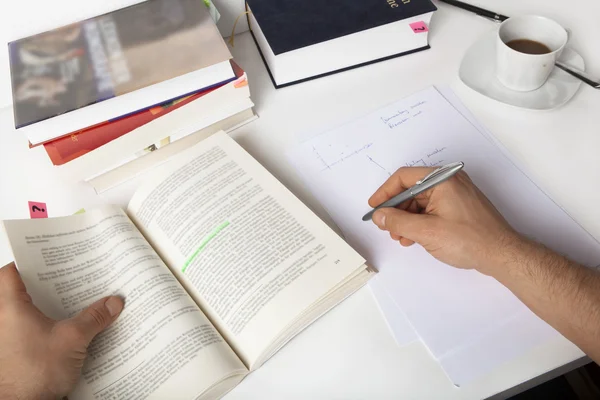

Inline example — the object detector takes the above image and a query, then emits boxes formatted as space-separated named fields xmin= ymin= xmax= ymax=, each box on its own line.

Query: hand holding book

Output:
xmin=0 ymin=263 xmax=124 ymax=399
xmin=2 ymin=132 xmax=372 ymax=399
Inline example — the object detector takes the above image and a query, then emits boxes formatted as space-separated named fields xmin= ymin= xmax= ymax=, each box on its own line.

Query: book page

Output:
xmin=2 ymin=206 xmax=247 ymax=399
xmin=127 ymin=132 xmax=366 ymax=368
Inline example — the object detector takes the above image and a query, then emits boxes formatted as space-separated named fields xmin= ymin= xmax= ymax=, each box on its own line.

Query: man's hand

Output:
xmin=369 ymin=167 xmax=600 ymax=364
xmin=0 ymin=263 xmax=124 ymax=400
xmin=369 ymin=167 xmax=519 ymax=275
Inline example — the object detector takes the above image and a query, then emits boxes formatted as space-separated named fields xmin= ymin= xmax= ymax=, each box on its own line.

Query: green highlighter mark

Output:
xmin=182 ymin=221 xmax=230 ymax=273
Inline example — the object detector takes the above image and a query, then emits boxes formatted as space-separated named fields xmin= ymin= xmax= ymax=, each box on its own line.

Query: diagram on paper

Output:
xmin=304 ymin=98 xmax=450 ymax=181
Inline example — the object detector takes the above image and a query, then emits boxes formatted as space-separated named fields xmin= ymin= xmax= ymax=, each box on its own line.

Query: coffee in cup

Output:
xmin=496 ymin=16 xmax=570 ymax=92
xmin=505 ymin=39 xmax=551 ymax=55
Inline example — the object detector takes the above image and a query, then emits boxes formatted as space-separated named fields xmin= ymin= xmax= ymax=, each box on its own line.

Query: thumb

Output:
xmin=61 ymin=296 xmax=124 ymax=346
xmin=0 ymin=263 xmax=28 ymax=298
xmin=372 ymin=208 xmax=437 ymax=244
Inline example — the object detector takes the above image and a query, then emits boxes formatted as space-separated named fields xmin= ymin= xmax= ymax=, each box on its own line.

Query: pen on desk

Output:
xmin=362 ymin=162 xmax=465 ymax=222
xmin=438 ymin=0 xmax=509 ymax=23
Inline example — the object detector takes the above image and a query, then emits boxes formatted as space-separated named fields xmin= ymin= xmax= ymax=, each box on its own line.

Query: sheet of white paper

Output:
xmin=369 ymin=276 xmax=419 ymax=346
xmin=287 ymin=87 xmax=600 ymax=385
xmin=439 ymin=308 xmax=560 ymax=386
xmin=429 ymin=87 xmax=562 ymax=385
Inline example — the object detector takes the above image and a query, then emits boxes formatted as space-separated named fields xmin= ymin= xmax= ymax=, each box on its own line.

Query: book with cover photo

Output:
xmin=10 ymin=0 xmax=234 ymax=145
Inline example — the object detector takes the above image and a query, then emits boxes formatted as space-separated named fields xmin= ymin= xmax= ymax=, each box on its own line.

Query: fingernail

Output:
xmin=373 ymin=212 xmax=386 ymax=228
xmin=105 ymin=296 xmax=124 ymax=317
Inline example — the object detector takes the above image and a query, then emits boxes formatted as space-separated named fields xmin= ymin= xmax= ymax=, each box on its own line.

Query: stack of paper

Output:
xmin=287 ymin=87 xmax=600 ymax=386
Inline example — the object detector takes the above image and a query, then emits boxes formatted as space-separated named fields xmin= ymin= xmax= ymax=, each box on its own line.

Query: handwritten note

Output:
xmin=293 ymin=93 xmax=451 ymax=192
xmin=288 ymin=86 xmax=600 ymax=385
xmin=28 ymin=201 xmax=48 ymax=219
xmin=379 ymin=100 xmax=427 ymax=129
xmin=409 ymin=21 xmax=429 ymax=33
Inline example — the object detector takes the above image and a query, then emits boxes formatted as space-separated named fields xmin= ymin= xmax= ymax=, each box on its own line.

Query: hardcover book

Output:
xmin=246 ymin=0 xmax=437 ymax=87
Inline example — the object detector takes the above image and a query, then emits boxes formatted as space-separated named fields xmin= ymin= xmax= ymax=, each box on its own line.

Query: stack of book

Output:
xmin=9 ymin=0 xmax=256 ymax=192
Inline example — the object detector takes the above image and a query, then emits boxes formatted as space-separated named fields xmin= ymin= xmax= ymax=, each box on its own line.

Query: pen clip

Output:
xmin=416 ymin=162 xmax=464 ymax=185
xmin=480 ymin=14 xmax=503 ymax=23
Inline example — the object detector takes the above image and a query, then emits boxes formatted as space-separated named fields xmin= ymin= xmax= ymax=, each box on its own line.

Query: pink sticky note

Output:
xmin=28 ymin=201 xmax=48 ymax=219
xmin=409 ymin=21 xmax=429 ymax=33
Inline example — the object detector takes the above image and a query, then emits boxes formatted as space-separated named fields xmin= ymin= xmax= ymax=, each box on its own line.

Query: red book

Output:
xmin=43 ymin=87 xmax=216 ymax=165
xmin=43 ymin=61 xmax=246 ymax=166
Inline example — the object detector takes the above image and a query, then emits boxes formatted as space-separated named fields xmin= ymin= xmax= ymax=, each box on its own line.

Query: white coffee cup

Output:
xmin=496 ymin=15 xmax=570 ymax=92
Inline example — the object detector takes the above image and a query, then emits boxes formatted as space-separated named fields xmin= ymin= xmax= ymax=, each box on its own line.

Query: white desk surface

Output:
xmin=1 ymin=0 xmax=600 ymax=398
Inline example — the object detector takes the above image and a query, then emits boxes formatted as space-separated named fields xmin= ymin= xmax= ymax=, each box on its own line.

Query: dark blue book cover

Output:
xmin=247 ymin=0 xmax=437 ymax=55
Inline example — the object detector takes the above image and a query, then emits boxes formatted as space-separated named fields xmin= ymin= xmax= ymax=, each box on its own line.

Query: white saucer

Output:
xmin=459 ymin=29 xmax=585 ymax=110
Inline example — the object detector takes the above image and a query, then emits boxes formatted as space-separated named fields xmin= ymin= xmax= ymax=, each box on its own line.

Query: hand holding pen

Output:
xmin=365 ymin=164 xmax=520 ymax=273
xmin=363 ymin=162 xmax=464 ymax=221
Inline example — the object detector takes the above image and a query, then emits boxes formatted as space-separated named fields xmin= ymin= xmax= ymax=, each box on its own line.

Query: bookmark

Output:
xmin=28 ymin=201 xmax=48 ymax=219
xmin=409 ymin=21 xmax=429 ymax=33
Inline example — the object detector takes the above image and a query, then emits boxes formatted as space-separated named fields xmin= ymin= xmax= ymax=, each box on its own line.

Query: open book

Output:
xmin=3 ymin=132 xmax=372 ymax=399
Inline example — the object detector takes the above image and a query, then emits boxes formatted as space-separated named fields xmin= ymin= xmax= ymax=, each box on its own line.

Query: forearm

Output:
xmin=490 ymin=236 xmax=600 ymax=362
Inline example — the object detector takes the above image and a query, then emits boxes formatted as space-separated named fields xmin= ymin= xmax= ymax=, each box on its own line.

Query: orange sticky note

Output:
xmin=409 ymin=21 xmax=429 ymax=33
xmin=28 ymin=201 xmax=48 ymax=219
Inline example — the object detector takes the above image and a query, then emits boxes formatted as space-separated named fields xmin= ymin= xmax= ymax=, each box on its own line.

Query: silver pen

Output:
xmin=362 ymin=162 xmax=465 ymax=222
